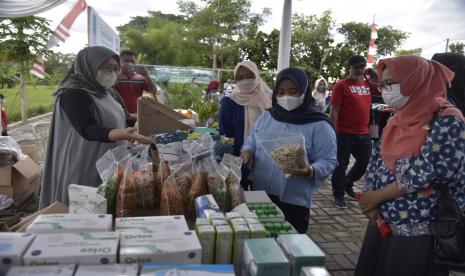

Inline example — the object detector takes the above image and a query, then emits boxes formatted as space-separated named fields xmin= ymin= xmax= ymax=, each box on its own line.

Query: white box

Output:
xmin=140 ymin=264 xmax=235 ymax=276
xmin=6 ymin=264 xmax=76 ymax=276
xmin=26 ymin=214 xmax=113 ymax=233
xmin=23 ymin=232 xmax=119 ymax=265
xmin=0 ymin=233 xmax=35 ymax=274
xmin=74 ymin=264 xmax=139 ymax=276
xmin=300 ymin=267 xmax=331 ymax=276
xmin=120 ymin=231 xmax=202 ymax=265
xmin=68 ymin=184 xmax=106 ymax=214
xmin=115 ymin=216 xmax=188 ymax=234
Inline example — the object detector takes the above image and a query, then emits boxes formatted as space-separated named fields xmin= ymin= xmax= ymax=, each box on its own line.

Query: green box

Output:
xmin=230 ymin=218 xmax=247 ymax=226
xmin=243 ymin=238 xmax=290 ymax=276
xmin=196 ymin=225 xmax=216 ymax=264
xmin=248 ymin=224 xmax=269 ymax=239
xmin=276 ymin=234 xmax=326 ymax=276
xmin=225 ymin=212 xmax=241 ymax=221
xmin=209 ymin=213 xmax=225 ymax=223
xmin=231 ymin=224 xmax=250 ymax=268
xmin=195 ymin=218 xmax=210 ymax=228
xmin=212 ymin=219 xmax=228 ymax=226
xmin=214 ymin=225 xmax=233 ymax=264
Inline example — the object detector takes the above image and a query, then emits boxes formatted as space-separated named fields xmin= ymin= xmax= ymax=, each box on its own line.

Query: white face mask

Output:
xmin=96 ymin=70 xmax=117 ymax=88
xmin=381 ymin=84 xmax=409 ymax=109
xmin=236 ymin=79 xmax=258 ymax=93
xmin=277 ymin=94 xmax=305 ymax=111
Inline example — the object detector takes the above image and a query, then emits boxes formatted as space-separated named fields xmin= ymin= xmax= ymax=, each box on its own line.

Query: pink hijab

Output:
xmin=229 ymin=60 xmax=272 ymax=139
xmin=377 ymin=55 xmax=463 ymax=171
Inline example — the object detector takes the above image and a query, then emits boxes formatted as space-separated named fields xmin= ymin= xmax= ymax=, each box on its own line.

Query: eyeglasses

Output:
xmin=236 ymin=74 xmax=255 ymax=81
xmin=100 ymin=64 xmax=120 ymax=74
xmin=379 ymin=80 xmax=397 ymax=92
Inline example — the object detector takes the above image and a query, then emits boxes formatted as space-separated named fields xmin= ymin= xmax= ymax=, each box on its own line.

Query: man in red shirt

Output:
xmin=330 ymin=55 xmax=379 ymax=208
xmin=0 ymin=93 xmax=7 ymax=136
xmin=114 ymin=50 xmax=157 ymax=126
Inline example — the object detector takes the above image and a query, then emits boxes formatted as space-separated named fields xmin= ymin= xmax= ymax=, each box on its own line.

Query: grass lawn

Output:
xmin=1 ymin=85 xmax=57 ymax=123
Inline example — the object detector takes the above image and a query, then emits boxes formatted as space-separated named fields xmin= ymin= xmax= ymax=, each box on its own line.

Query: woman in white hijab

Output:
xmin=312 ymin=77 xmax=329 ymax=113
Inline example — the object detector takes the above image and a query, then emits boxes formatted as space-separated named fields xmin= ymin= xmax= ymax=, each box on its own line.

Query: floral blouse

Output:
xmin=365 ymin=115 xmax=465 ymax=236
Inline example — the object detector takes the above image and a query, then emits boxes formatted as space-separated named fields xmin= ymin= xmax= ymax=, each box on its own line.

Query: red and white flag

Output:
xmin=30 ymin=0 xmax=87 ymax=79
xmin=367 ymin=20 xmax=377 ymax=67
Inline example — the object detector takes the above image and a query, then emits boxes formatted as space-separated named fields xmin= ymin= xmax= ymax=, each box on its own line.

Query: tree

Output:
xmin=0 ymin=16 xmax=52 ymax=122
xmin=449 ymin=42 xmax=464 ymax=55
xmin=395 ymin=48 xmax=422 ymax=56
xmin=42 ymin=51 xmax=76 ymax=85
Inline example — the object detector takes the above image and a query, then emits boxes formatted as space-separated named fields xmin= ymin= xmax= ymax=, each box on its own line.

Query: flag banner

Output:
xmin=87 ymin=6 xmax=120 ymax=54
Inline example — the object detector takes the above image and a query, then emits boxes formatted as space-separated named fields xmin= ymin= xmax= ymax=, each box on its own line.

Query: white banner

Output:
xmin=87 ymin=6 xmax=120 ymax=53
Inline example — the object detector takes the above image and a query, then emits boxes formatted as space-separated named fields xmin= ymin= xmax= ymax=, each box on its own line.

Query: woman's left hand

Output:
xmin=287 ymin=165 xmax=313 ymax=178
xmin=358 ymin=191 xmax=382 ymax=214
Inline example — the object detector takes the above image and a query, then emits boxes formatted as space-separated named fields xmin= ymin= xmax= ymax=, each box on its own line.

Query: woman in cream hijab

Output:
xmin=219 ymin=60 xmax=272 ymax=188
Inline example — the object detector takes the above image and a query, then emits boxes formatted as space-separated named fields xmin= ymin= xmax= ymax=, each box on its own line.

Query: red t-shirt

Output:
xmin=1 ymin=108 xmax=7 ymax=129
xmin=330 ymin=78 xmax=379 ymax=135
xmin=114 ymin=73 xmax=150 ymax=114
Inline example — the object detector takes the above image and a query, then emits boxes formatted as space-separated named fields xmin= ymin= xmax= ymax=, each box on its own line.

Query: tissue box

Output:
xmin=0 ymin=233 xmax=35 ymax=274
xmin=6 ymin=264 xmax=76 ymax=276
xmin=119 ymin=231 xmax=202 ymax=264
xmin=276 ymin=234 xmax=326 ymax=276
xmin=140 ymin=264 xmax=234 ymax=276
xmin=68 ymin=184 xmax=106 ymax=214
xmin=26 ymin=214 xmax=112 ymax=233
xmin=74 ymin=264 xmax=139 ymax=276
xmin=115 ymin=215 xmax=188 ymax=234
xmin=243 ymin=238 xmax=290 ymax=276
xmin=23 ymin=232 xmax=118 ymax=265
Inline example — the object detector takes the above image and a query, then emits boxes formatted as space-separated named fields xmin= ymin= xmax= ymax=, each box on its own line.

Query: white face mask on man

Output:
xmin=381 ymin=84 xmax=409 ymax=109
xmin=96 ymin=70 xmax=117 ymax=88
xmin=277 ymin=93 xmax=305 ymax=111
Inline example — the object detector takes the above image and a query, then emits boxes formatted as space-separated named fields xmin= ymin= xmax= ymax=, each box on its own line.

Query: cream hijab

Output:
xmin=229 ymin=60 xmax=272 ymax=139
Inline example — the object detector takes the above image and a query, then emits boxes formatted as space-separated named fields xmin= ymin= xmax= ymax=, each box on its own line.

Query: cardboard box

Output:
xmin=195 ymin=218 xmax=210 ymax=228
xmin=74 ymin=264 xmax=139 ymax=276
xmin=26 ymin=214 xmax=113 ymax=233
xmin=300 ymin=267 xmax=331 ymax=276
xmin=11 ymin=201 xmax=68 ymax=232
xmin=225 ymin=212 xmax=241 ymax=221
xmin=243 ymin=191 xmax=272 ymax=204
xmin=214 ymin=225 xmax=233 ymax=264
xmin=231 ymin=224 xmax=250 ymax=268
xmin=115 ymin=215 xmax=188 ymax=234
xmin=140 ymin=264 xmax=235 ymax=276
xmin=137 ymin=97 xmax=191 ymax=136
xmin=68 ymin=184 xmax=107 ymax=214
xmin=276 ymin=234 xmax=326 ymax=276
xmin=248 ymin=224 xmax=269 ymax=239
xmin=6 ymin=264 xmax=76 ymax=276
xmin=243 ymin=238 xmax=291 ymax=276
xmin=0 ymin=156 xmax=40 ymax=204
xmin=119 ymin=231 xmax=202 ymax=265
xmin=0 ymin=233 xmax=36 ymax=274
xmin=23 ymin=232 xmax=119 ymax=265
xmin=196 ymin=225 xmax=216 ymax=264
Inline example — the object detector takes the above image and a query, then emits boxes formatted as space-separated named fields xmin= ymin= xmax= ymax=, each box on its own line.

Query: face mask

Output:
xmin=236 ymin=79 xmax=257 ymax=93
xmin=381 ymin=84 xmax=409 ymax=109
xmin=96 ymin=70 xmax=117 ymax=88
xmin=317 ymin=85 xmax=326 ymax=92
xmin=277 ymin=94 xmax=305 ymax=111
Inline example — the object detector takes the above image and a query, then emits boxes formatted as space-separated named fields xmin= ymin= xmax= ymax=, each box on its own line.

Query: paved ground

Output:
xmin=7 ymin=114 xmax=465 ymax=276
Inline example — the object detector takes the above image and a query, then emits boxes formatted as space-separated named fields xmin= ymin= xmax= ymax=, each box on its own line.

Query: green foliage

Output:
xmin=164 ymin=83 xmax=205 ymax=109
xmin=449 ymin=42 xmax=464 ymax=55
xmin=395 ymin=48 xmax=422 ymax=56
xmin=0 ymin=60 xmax=19 ymax=88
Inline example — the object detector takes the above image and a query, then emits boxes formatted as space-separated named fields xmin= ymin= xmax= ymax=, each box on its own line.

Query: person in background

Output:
xmin=219 ymin=60 xmax=272 ymax=190
xmin=191 ymin=77 xmax=198 ymax=87
xmin=330 ymin=55 xmax=380 ymax=209
xmin=241 ymin=68 xmax=337 ymax=233
xmin=312 ymin=77 xmax=329 ymax=113
xmin=432 ymin=52 xmax=465 ymax=116
xmin=355 ymin=55 xmax=465 ymax=276
xmin=206 ymin=79 xmax=220 ymax=94
xmin=40 ymin=46 xmax=153 ymax=209
xmin=113 ymin=50 xmax=157 ymax=126
xmin=0 ymin=93 xmax=7 ymax=136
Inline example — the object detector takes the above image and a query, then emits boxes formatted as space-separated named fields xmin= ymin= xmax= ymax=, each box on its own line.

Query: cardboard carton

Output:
xmin=74 ymin=264 xmax=139 ymax=276
xmin=231 ymin=224 xmax=250 ymax=268
xmin=214 ymin=225 xmax=233 ymax=264
xmin=11 ymin=201 xmax=68 ymax=232
xmin=23 ymin=232 xmax=119 ymax=265
xmin=0 ymin=156 xmax=40 ymax=204
xmin=195 ymin=225 xmax=216 ymax=264
xmin=243 ymin=238 xmax=291 ymax=276
xmin=137 ymin=97 xmax=191 ymax=136
xmin=119 ymin=231 xmax=202 ymax=265
xmin=0 ymin=233 xmax=35 ymax=274
xmin=140 ymin=264 xmax=235 ymax=276
xmin=6 ymin=264 xmax=76 ymax=276
xmin=276 ymin=234 xmax=326 ymax=276
xmin=26 ymin=214 xmax=113 ymax=233
xmin=115 ymin=215 xmax=189 ymax=234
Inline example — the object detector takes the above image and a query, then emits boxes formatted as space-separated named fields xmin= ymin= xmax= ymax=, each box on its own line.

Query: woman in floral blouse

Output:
xmin=355 ymin=55 xmax=465 ymax=276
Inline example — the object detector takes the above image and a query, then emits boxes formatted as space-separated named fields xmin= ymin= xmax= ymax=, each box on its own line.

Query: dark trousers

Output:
xmin=269 ymin=194 xmax=310 ymax=234
xmin=355 ymin=224 xmax=449 ymax=276
xmin=331 ymin=133 xmax=372 ymax=198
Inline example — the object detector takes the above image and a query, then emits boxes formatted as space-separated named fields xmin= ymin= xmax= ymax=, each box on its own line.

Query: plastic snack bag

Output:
xmin=115 ymin=156 xmax=138 ymax=217
xmin=207 ymin=163 xmax=229 ymax=211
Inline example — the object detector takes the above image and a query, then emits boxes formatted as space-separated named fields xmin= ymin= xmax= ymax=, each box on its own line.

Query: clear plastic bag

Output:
xmin=116 ymin=156 xmax=137 ymax=218
xmin=257 ymin=132 xmax=308 ymax=176
xmin=160 ymin=175 xmax=185 ymax=216
xmin=0 ymin=136 xmax=26 ymax=165
xmin=207 ymin=163 xmax=229 ymax=211
xmin=225 ymin=167 xmax=245 ymax=209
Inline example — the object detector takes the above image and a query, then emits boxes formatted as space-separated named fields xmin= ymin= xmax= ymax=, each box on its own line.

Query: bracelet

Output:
xmin=307 ymin=165 xmax=314 ymax=178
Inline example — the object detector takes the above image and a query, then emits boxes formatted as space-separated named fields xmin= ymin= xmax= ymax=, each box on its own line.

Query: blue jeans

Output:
xmin=331 ymin=133 xmax=372 ymax=198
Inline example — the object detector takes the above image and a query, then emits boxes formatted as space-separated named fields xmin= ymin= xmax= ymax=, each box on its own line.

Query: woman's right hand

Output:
xmin=241 ymin=150 xmax=254 ymax=168
xmin=108 ymin=127 xmax=153 ymax=144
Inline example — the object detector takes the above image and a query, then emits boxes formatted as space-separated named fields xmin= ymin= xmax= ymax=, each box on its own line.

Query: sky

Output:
xmin=38 ymin=0 xmax=465 ymax=59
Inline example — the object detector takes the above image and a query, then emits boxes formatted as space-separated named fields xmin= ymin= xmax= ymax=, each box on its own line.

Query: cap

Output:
xmin=348 ymin=55 xmax=367 ymax=67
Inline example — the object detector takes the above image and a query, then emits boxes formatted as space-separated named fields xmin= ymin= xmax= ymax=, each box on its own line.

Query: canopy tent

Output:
xmin=0 ymin=0 xmax=67 ymax=17
xmin=277 ymin=0 xmax=292 ymax=73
